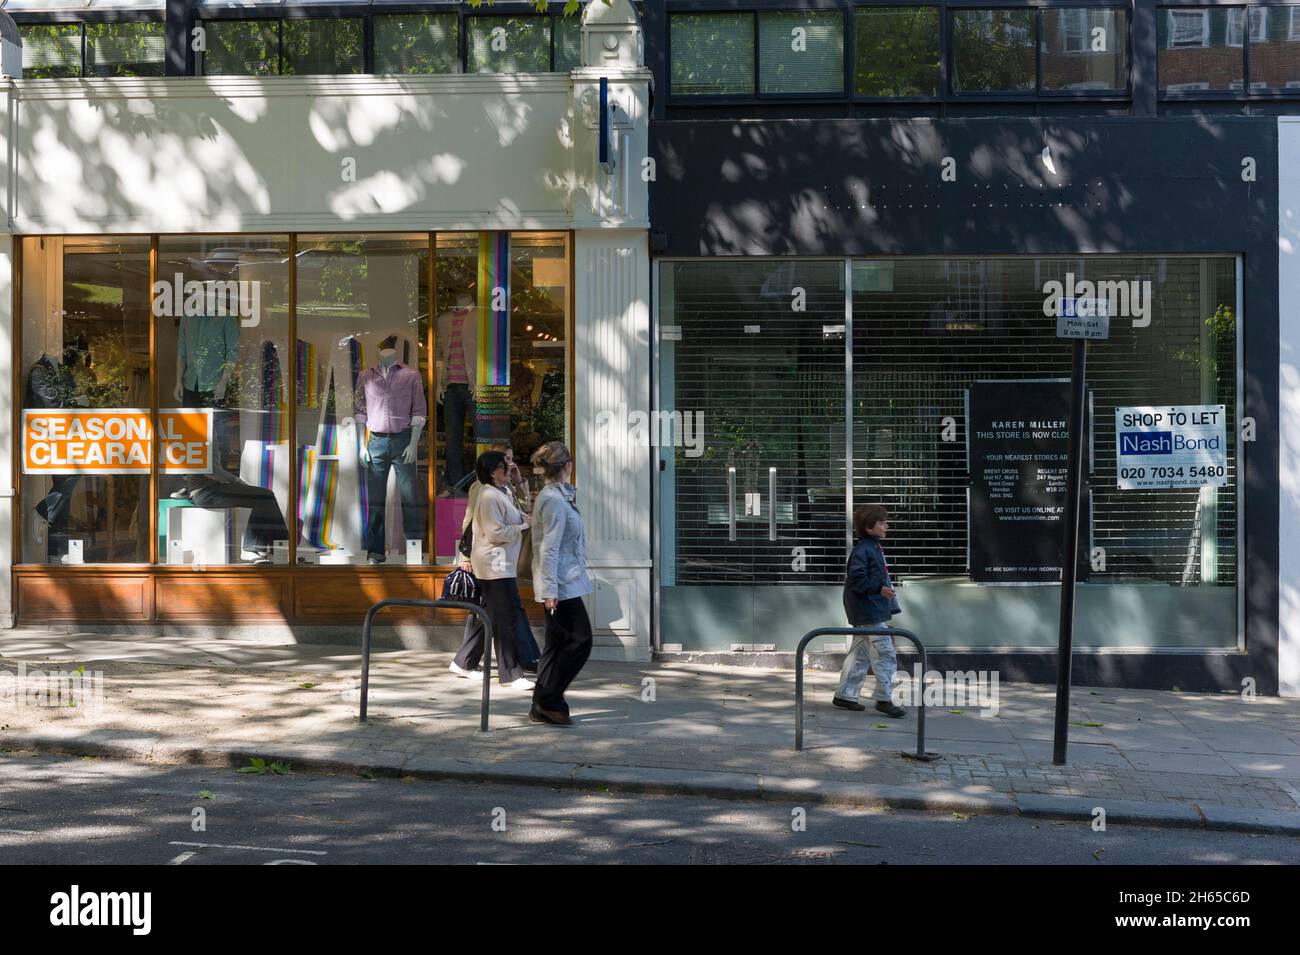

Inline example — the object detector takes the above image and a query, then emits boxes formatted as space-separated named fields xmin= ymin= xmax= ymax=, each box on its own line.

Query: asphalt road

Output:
xmin=1 ymin=754 xmax=1298 ymax=865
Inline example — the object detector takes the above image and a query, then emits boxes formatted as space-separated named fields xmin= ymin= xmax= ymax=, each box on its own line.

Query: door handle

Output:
xmin=768 ymin=467 xmax=777 ymax=541
xmin=727 ymin=466 xmax=736 ymax=542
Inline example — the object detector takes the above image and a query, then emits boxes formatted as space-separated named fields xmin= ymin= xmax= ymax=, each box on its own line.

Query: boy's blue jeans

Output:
xmin=835 ymin=623 xmax=897 ymax=703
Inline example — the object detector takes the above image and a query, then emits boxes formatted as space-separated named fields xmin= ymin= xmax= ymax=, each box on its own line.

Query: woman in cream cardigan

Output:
xmin=450 ymin=450 xmax=534 ymax=689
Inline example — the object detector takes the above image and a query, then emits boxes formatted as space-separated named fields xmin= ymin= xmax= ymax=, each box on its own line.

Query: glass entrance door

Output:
xmin=658 ymin=260 xmax=848 ymax=650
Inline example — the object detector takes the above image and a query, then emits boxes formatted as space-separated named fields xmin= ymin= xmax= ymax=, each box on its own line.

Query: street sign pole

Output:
xmin=1052 ymin=337 xmax=1088 ymax=766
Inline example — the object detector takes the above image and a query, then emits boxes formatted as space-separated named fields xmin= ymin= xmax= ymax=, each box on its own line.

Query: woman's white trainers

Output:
xmin=448 ymin=662 xmax=475 ymax=679
xmin=506 ymin=678 xmax=536 ymax=690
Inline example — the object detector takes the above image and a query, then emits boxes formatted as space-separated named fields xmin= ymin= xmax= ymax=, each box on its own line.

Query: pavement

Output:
xmin=3 ymin=628 xmax=1300 ymax=836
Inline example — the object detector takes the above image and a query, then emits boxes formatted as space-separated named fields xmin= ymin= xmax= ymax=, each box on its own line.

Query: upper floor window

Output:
xmin=1250 ymin=5 xmax=1300 ymax=90
xmin=950 ymin=8 xmax=1037 ymax=93
xmin=1168 ymin=10 xmax=1210 ymax=49
xmin=670 ymin=12 xmax=755 ymax=96
xmin=1041 ymin=7 xmax=1128 ymax=92
xmin=757 ymin=10 xmax=844 ymax=95
xmin=18 ymin=23 xmax=81 ymax=78
xmin=467 ymin=15 xmax=551 ymax=73
xmin=18 ymin=20 xmax=165 ymax=78
xmin=200 ymin=18 xmax=363 ymax=76
xmin=373 ymin=13 xmax=460 ymax=75
xmin=1158 ymin=7 xmax=1263 ymax=93
xmin=853 ymin=5 xmax=940 ymax=97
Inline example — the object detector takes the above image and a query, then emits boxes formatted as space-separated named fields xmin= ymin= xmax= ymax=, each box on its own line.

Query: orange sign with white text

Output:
xmin=23 ymin=409 xmax=213 ymax=475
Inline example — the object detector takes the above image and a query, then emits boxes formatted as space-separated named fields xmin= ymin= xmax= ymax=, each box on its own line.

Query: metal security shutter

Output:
xmin=665 ymin=260 xmax=847 ymax=586
xmin=758 ymin=10 xmax=845 ymax=94
xmin=852 ymin=256 xmax=1237 ymax=586
xmin=670 ymin=12 xmax=755 ymax=96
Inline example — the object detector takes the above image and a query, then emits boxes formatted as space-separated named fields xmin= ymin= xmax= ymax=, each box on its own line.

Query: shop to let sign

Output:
xmin=1115 ymin=405 xmax=1227 ymax=490
xmin=23 ymin=409 xmax=213 ymax=475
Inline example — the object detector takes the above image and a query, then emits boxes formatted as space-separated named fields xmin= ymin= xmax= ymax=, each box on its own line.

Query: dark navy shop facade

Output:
xmin=643 ymin=1 xmax=1282 ymax=693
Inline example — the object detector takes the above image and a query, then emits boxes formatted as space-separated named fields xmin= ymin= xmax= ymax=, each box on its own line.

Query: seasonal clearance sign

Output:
xmin=1114 ymin=405 xmax=1227 ymax=490
xmin=23 ymin=409 xmax=213 ymax=475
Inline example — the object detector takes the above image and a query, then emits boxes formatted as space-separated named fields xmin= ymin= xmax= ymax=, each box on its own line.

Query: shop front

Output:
xmin=650 ymin=116 xmax=1280 ymax=692
xmin=0 ymin=0 xmax=654 ymax=658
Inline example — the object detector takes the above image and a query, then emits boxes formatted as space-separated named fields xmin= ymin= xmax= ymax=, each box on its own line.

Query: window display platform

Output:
xmin=11 ymin=566 xmax=546 ymax=628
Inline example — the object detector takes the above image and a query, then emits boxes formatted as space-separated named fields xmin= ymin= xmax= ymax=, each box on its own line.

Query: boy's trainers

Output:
xmin=832 ymin=697 xmax=866 ymax=711
xmin=875 ymin=701 xmax=905 ymax=719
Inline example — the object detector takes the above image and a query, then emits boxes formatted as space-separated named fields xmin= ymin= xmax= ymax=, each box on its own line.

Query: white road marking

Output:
xmin=168 ymin=850 xmax=198 ymax=865
xmin=168 ymin=840 xmax=327 ymax=856
xmin=0 ymin=828 xmax=36 ymax=836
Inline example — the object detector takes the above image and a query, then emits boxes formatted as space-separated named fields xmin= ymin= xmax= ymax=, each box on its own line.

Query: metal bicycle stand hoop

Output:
xmin=359 ymin=598 xmax=496 ymax=731
xmin=794 ymin=626 xmax=940 ymax=761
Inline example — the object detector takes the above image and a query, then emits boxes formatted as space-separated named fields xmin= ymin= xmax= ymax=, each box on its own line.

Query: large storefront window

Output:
xmin=16 ymin=232 xmax=570 ymax=570
xmin=432 ymin=232 xmax=570 ymax=563
xmin=658 ymin=256 xmax=1240 ymax=651
xmin=156 ymin=236 xmax=291 ymax=566
xmin=20 ymin=237 xmax=152 ymax=565
xmin=295 ymin=234 xmax=429 ymax=565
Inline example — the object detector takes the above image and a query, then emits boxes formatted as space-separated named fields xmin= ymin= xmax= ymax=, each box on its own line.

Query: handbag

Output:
xmin=442 ymin=566 xmax=481 ymax=605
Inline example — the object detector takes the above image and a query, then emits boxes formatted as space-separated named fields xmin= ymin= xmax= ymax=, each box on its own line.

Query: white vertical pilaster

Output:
xmin=0 ymin=233 xmax=12 ymax=628
xmin=1279 ymin=118 xmax=1300 ymax=697
xmin=574 ymin=229 xmax=651 ymax=660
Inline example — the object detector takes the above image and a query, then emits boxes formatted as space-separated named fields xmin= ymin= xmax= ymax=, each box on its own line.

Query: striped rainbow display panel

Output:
xmin=475 ymin=231 xmax=512 ymax=448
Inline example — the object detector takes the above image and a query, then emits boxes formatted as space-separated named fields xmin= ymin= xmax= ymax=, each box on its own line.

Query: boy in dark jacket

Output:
xmin=834 ymin=504 xmax=905 ymax=718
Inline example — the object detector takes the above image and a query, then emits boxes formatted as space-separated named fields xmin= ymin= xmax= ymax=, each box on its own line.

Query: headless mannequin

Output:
xmin=357 ymin=344 xmax=428 ymax=563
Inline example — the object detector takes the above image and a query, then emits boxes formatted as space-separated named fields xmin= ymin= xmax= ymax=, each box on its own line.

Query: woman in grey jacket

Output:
xmin=527 ymin=441 xmax=594 ymax=725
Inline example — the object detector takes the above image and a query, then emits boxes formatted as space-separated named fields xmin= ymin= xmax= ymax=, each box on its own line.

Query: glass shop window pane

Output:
xmin=466 ymin=16 xmax=551 ymax=73
xmin=951 ymin=9 xmax=1037 ymax=93
xmin=1041 ymin=7 xmax=1128 ymax=92
xmin=282 ymin=18 xmax=364 ymax=76
xmin=202 ymin=19 xmax=279 ymax=76
xmin=295 ymin=235 xmax=430 ymax=566
xmin=553 ymin=13 xmax=582 ymax=72
xmin=853 ymin=6 xmax=940 ymax=97
xmin=373 ymin=13 xmax=460 ymax=75
xmin=1248 ymin=7 xmax=1300 ymax=90
xmin=758 ymin=10 xmax=844 ymax=95
xmin=20 ymin=236 xmax=152 ymax=565
xmin=670 ymin=12 xmax=755 ymax=96
xmin=1157 ymin=8 xmax=1243 ymax=92
xmin=154 ymin=237 xmax=292 ymax=567
xmin=433 ymin=232 xmax=569 ymax=566
xmin=85 ymin=21 xmax=165 ymax=77
xmin=19 ymin=23 xmax=82 ymax=78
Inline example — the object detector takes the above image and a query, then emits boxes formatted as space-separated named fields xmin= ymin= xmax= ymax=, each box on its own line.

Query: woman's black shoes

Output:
xmin=529 ymin=705 xmax=572 ymax=726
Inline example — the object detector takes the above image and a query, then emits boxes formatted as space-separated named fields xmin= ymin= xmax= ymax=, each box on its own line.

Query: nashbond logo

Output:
xmin=152 ymin=273 xmax=262 ymax=328
xmin=593 ymin=403 xmax=705 ymax=458
xmin=22 ymin=409 xmax=213 ymax=475
xmin=1 ymin=662 xmax=105 ymax=715
xmin=1042 ymin=272 xmax=1151 ymax=328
